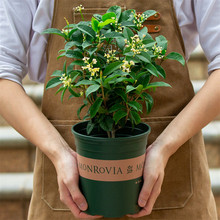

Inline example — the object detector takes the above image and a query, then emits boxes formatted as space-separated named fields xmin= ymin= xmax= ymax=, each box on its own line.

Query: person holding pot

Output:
xmin=0 ymin=0 xmax=218 ymax=219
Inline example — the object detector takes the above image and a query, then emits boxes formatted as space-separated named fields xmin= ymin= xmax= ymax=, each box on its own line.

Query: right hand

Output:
xmin=53 ymin=147 xmax=102 ymax=219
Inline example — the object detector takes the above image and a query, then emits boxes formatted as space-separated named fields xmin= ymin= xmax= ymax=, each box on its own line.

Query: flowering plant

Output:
xmin=43 ymin=5 xmax=184 ymax=138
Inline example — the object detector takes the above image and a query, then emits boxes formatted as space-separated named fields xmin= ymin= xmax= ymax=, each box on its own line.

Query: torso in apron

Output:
xmin=28 ymin=0 xmax=217 ymax=219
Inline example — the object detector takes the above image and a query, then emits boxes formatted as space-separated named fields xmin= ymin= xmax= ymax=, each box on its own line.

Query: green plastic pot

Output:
xmin=72 ymin=121 xmax=151 ymax=218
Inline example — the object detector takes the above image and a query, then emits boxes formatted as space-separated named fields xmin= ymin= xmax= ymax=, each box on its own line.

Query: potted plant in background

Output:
xmin=42 ymin=5 xmax=184 ymax=217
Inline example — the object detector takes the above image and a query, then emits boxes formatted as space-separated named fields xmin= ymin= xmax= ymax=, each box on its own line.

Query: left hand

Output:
xmin=127 ymin=143 xmax=169 ymax=218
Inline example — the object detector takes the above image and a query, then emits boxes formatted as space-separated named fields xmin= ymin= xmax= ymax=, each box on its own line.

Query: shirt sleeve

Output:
xmin=0 ymin=0 xmax=37 ymax=86
xmin=194 ymin=0 xmax=220 ymax=74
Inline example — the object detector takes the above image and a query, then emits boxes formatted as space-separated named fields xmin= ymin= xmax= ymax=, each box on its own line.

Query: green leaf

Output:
xmin=41 ymin=28 xmax=65 ymax=37
xmin=82 ymin=41 xmax=93 ymax=49
xmin=85 ymin=84 xmax=100 ymax=97
xmin=119 ymin=9 xmax=134 ymax=23
xmin=130 ymin=110 xmax=141 ymax=124
xmin=104 ymin=72 xmax=122 ymax=84
xmin=145 ymin=63 xmax=159 ymax=77
xmin=104 ymin=31 xmax=123 ymax=38
xmin=61 ymin=86 xmax=67 ymax=103
xmin=93 ymin=14 xmax=103 ymax=21
xmin=136 ymin=74 xmax=150 ymax=88
xmin=46 ymin=77 xmax=62 ymax=89
xmin=120 ymin=21 xmax=135 ymax=28
xmin=126 ymin=85 xmax=136 ymax=93
xmin=142 ymin=10 xmax=157 ymax=19
xmin=138 ymin=27 xmax=148 ymax=39
xmin=91 ymin=17 xmax=99 ymax=32
xmin=86 ymin=121 xmax=96 ymax=134
xmin=77 ymin=100 xmax=88 ymax=119
xmin=142 ymin=38 xmax=155 ymax=48
xmin=115 ymin=89 xmax=127 ymax=102
xmin=99 ymin=116 xmax=114 ymax=131
xmin=51 ymin=70 xmax=63 ymax=77
xmin=113 ymin=110 xmax=127 ymax=124
xmin=103 ymin=61 xmax=123 ymax=75
xmin=142 ymin=93 xmax=154 ymax=114
xmin=75 ymin=80 xmax=96 ymax=87
xmin=128 ymin=101 xmax=142 ymax=112
xmin=155 ymin=64 xmax=166 ymax=78
xmin=65 ymin=41 xmax=81 ymax=51
xmin=56 ymin=86 xmax=65 ymax=94
xmin=109 ymin=103 xmax=126 ymax=113
xmin=115 ymin=77 xmax=135 ymax=84
xmin=123 ymin=27 xmax=134 ymax=42
xmin=99 ymin=19 xmax=116 ymax=29
xmin=63 ymin=61 xmax=67 ymax=73
xmin=90 ymin=97 xmax=103 ymax=118
xmin=70 ymin=60 xmax=85 ymax=66
xmin=70 ymin=72 xmax=80 ymax=83
xmin=156 ymin=35 xmax=168 ymax=50
xmin=65 ymin=50 xmax=83 ymax=59
xmin=68 ymin=87 xmax=80 ymax=97
xmin=145 ymin=82 xmax=171 ymax=90
xmin=77 ymin=24 xmax=96 ymax=38
xmin=166 ymin=52 xmax=185 ymax=66
xmin=107 ymin=6 xmax=122 ymax=20
xmin=116 ymin=37 xmax=125 ymax=50
xmin=136 ymin=84 xmax=143 ymax=93
xmin=136 ymin=51 xmax=151 ymax=63
xmin=102 ymin=12 xmax=116 ymax=22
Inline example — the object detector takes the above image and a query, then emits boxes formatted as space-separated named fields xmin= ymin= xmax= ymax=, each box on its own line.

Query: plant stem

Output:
xmin=80 ymin=10 xmax=84 ymax=21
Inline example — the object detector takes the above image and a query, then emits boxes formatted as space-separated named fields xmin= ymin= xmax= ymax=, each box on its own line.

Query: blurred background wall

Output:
xmin=0 ymin=46 xmax=220 ymax=219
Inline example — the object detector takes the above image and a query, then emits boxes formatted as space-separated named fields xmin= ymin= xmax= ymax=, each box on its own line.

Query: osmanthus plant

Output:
xmin=42 ymin=5 xmax=185 ymax=138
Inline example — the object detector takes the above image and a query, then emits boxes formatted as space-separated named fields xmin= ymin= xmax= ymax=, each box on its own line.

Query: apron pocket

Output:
xmin=141 ymin=116 xmax=193 ymax=210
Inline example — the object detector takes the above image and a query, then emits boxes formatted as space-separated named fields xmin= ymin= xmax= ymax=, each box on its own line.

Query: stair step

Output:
xmin=1 ymin=120 xmax=220 ymax=148
xmin=0 ymin=170 xmax=219 ymax=200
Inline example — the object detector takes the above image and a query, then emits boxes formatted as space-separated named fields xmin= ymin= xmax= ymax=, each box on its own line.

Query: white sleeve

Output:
xmin=194 ymin=0 xmax=220 ymax=74
xmin=0 ymin=0 xmax=38 ymax=86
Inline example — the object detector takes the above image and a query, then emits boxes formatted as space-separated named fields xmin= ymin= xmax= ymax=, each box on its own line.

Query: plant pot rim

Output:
xmin=72 ymin=120 xmax=151 ymax=142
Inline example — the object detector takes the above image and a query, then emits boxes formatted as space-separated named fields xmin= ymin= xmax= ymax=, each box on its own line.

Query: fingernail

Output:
xmin=78 ymin=202 xmax=87 ymax=211
xmin=138 ymin=198 xmax=146 ymax=207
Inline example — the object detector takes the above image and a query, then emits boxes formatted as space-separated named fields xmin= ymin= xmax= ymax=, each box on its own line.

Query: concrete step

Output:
xmin=0 ymin=171 xmax=219 ymax=220
xmin=0 ymin=127 xmax=35 ymax=172
xmin=0 ymin=170 xmax=219 ymax=199
xmin=0 ymin=119 xmax=220 ymax=172
xmin=1 ymin=119 xmax=219 ymax=147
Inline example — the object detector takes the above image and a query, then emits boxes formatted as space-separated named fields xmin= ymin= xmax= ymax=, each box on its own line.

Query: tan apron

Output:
xmin=28 ymin=0 xmax=218 ymax=219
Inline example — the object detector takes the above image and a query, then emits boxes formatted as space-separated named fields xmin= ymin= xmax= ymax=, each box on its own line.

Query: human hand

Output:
xmin=53 ymin=147 xmax=102 ymax=219
xmin=127 ymin=144 xmax=169 ymax=218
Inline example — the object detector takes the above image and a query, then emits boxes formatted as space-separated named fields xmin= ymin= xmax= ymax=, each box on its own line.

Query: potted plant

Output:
xmin=42 ymin=5 xmax=184 ymax=217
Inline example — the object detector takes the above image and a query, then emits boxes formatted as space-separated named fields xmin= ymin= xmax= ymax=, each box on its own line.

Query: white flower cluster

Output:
xmin=125 ymin=34 xmax=148 ymax=55
xmin=114 ymin=19 xmax=123 ymax=32
xmin=121 ymin=60 xmax=135 ymax=73
xmin=132 ymin=11 xmax=148 ymax=29
xmin=152 ymin=44 xmax=165 ymax=59
xmin=104 ymin=50 xmax=119 ymax=63
xmin=74 ymin=4 xmax=84 ymax=12
xmin=60 ymin=73 xmax=72 ymax=87
xmin=82 ymin=57 xmax=100 ymax=80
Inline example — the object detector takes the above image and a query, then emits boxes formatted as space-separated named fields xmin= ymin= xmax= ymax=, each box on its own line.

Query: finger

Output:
xmin=128 ymin=173 xmax=164 ymax=218
xmin=138 ymin=171 xmax=158 ymax=207
xmin=64 ymin=178 xmax=88 ymax=211
xmin=144 ymin=173 xmax=164 ymax=214
xmin=127 ymin=208 xmax=149 ymax=218
xmin=60 ymin=182 xmax=102 ymax=219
